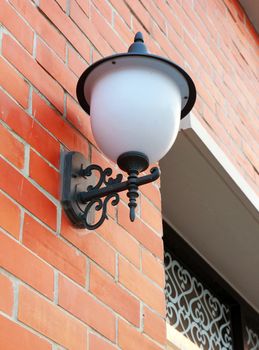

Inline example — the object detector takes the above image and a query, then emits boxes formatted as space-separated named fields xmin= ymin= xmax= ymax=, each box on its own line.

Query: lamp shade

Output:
xmin=77 ymin=33 xmax=196 ymax=164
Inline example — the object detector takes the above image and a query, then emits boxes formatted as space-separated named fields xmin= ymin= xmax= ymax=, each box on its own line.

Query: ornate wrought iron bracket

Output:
xmin=61 ymin=152 xmax=160 ymax=230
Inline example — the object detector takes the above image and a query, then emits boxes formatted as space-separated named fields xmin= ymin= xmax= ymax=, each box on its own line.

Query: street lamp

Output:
xmin=61 ymin=32 xmax=196 ymax=229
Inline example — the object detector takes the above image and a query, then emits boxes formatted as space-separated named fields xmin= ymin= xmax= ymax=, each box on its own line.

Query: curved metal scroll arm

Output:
xmin=61 ymin=152 xmax=160 ymax=230
xmin=78 ymin=193 xmax=120 ymax=230
xmin=77 ymin=166 xmax=160 ymax=228
xmin=79 ymin=164 xmax=123 ymax=191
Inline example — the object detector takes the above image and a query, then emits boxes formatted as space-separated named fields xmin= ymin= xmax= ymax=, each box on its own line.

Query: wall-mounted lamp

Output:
xmin=61 ymin=32 xmax=196 ymax=230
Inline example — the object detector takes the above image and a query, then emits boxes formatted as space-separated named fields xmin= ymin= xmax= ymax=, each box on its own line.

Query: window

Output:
xmin=164 ymin=223 xmax=259 ymax=350
xmin=165 ymin=252 xmax=233 ymax=349
xmin=246 ymin=326 xmax=259 ymax=350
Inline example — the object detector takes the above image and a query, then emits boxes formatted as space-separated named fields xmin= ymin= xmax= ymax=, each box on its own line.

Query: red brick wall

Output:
xmin=0 ymin=0 xmax=258 ymax=349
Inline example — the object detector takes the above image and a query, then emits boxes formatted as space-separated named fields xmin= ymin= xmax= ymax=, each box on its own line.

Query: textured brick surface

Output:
xmin=0 ymin=274 xmax=13 ymax=315
xmin=0 ymin=230 xmax=54 ymax=299
xmin=18 ymin=285 xmax=87 ymax=350
xmin=58 ymin=275 xmax=116 ymax=341
xmin=0 ymin=314 xmax=52 ymax=350
xmin=0 ymin=0 xmax=258 ymax=349
xmin=0 ymin=191 xmax=20 ymax=239
xmin=89 ymin=263 xmax=140 ymax=326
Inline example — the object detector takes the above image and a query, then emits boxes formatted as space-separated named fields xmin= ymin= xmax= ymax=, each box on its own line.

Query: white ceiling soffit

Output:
xmin=239 ymin=0 xmax=259 ymax=33
xmin=160 ymin=113 xmax=259 ymax=312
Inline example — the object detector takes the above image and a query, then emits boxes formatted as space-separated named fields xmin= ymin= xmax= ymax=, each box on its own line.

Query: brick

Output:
xmin=29 ymin=150 xmax=59 ymax=199
xmin=141 ymin=196 xmax=162 ymax=233
xmin=0 ymin=191 xmax=20 ymax=239
xmin=119 ymin=256 xmax=166 ymax=315
xmin=32 ymin=92 xmax=89 ymax=157
xmin=0 ymin=158 xmax=57 ymax=230
xmin=142 ymin=248 xmax=165 ymax=288
xmin=243 ymin=142 xmax=259 ymax=173
xmin=70 ymin=0 xmax=112 ymax=56
xmin=226 ymin=0 xmax=244 ymax=22
xmin=10 ymin=0 xmax=66 ymax=60
xmin=140 ymin=182 xmax=161 ymax=210
xmin=66 ymin=95 xmax=96 ymax=146
xmin=195 ymin=79 xmax=216 ymax=114
xmin=75 ymin=0 xmax=90 ymax=16
xmin=0 ymin=57 xmax=29 ymax=108
xmin=93 ymin=49 xmax=102 ymax=62
xmin=40 ymin=0 xmax=104 ymax=60
xmin=61 ymin=214 xmax=116 ymax=276
xmin=92 ymin=0 xmax=112 ymax=23
xmin=184 ymin=31 xmax=212 ymax=76
xmin=18 ymin=285 xmax=87 ymax=350
xmin=0 ymin=0 xmax=34 ymax=53
xmin=91 ymin=6 xmax=127 ymax=52
xmin=0 ymin=230 xmax=54 ymax=299
xmin=2 ymin=34 xmax=64 ymax=113
xmin=156 ymin=0 xmax=183 ymax=38
xmin=151 ymin=22 xmax=182 ymax=64
xmin=0 ymin=124 xmax=24 ymax=169
xmin=118 ymin=319 xmax=161 ymax=350
xmin=109 ymin=0 xmax=131 ymax=26
xmin=56 ymin=0 xmax=67 ymax=11
xmin=59 ymin=275 xmax=116 ymax=341
xmin=194 ymin=0 xmax=217 ymax=42
xmin=0 ymin=274 xmax=13 ymax=315
xmin=145 ymin=36 xmax=165 ymax=58
xmin=97 ymin=216 xmax=140 ymax=268
xmin=167 ymin=24 xmax=188 ymax=62
xmin=114 ymin=13 xmax=132 ymax=45
xmin=89 ymin=333 xmax=117 ymax=350
xmin=36 ymin=38 xmax=78 ymax=99
xmin=67 ymin=46 xmax=89 ymax=77
xmin=0 ymin=90 xmax=60 ymax=168
xmin=0 ymin=315 xmax=51 ymax=350
xmin=246 ymin=17 xmax=259 ymax=46
xmin=89 ymin=264 xmax=140 ymax=326
xmin=143 ymin=307 xmax=166 ymax=344
xmin=23 ymin=214 xmax=86 ymax=286
xmin=125 ymin=0 xmax=151 ymax=32
xmin=182 ymin=0 xmax=209 ymax=43
xmin=118 ymin=202 xmax=164 ymax=259
xmin=141 ymin=0 xmax=166 ymax=33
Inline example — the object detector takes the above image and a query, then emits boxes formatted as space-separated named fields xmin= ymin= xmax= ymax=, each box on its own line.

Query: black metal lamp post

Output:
xmin=61 ymin=32 xmax=196 ymax=230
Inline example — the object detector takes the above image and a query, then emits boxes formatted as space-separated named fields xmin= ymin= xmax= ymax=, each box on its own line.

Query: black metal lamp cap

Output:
xmin=76 ymin=31 xmax=196 ymax=119
xmin=128 ymin=32 xmax=149 ymax=54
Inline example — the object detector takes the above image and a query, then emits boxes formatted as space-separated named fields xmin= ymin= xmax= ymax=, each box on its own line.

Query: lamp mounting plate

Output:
xmin=61 ymin=152 xmax=95 ymax=228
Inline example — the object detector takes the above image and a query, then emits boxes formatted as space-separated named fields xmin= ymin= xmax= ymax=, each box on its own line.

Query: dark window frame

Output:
xmin=163 ymin=221 xmax=259 ymax=349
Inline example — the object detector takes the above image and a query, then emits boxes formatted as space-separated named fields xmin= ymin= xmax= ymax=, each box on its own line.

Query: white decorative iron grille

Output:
xmin=246 ymin=326 xmax=259 ymax=350
xmin=165 ymin=251 xmax=233 ymax=349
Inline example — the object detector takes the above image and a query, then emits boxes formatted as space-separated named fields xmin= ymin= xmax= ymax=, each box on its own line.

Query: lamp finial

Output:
xmin=128 ymin=31 xmax=148 ymax=53
xmin=134 ymin=32 xmax=144 ymax=43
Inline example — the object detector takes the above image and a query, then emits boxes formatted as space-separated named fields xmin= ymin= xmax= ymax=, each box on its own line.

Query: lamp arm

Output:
xmin=78 ymin=166 xmax=160 ymax=204
xmin=61 ymin=151 xmax=160 ymax=229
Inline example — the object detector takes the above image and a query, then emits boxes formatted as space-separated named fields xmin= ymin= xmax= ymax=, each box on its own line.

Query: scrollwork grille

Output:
xmin=246 ymin=326 xmax=259 ymax=350
xmin=165 ymin=251 xmax=233 ymax=349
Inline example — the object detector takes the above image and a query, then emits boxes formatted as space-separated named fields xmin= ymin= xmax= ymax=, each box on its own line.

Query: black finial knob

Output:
xmin=134 ymin=32 xmax=144 ymax=43
xmin=128 ymin=32 xmax=149 ymax=54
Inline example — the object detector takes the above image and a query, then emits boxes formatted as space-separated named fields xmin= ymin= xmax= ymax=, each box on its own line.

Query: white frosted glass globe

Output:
xmin=84 ymin=56 xmax=189 ymax=164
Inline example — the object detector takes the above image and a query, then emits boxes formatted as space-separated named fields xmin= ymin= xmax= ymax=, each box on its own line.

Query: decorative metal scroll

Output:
xmin=76 ymin=164 xmax=123 ymax=230
xmin=165 ymin=251 xmax=233 ymax=349
xmin=61 ymin=151 xmax=160 ymax=229
xmin=246 ymin=326 xmax=259 ymax=350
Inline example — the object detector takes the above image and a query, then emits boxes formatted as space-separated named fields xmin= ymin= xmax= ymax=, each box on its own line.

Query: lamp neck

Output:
xmin=117 ymin=151 xmax=149 ymax=174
